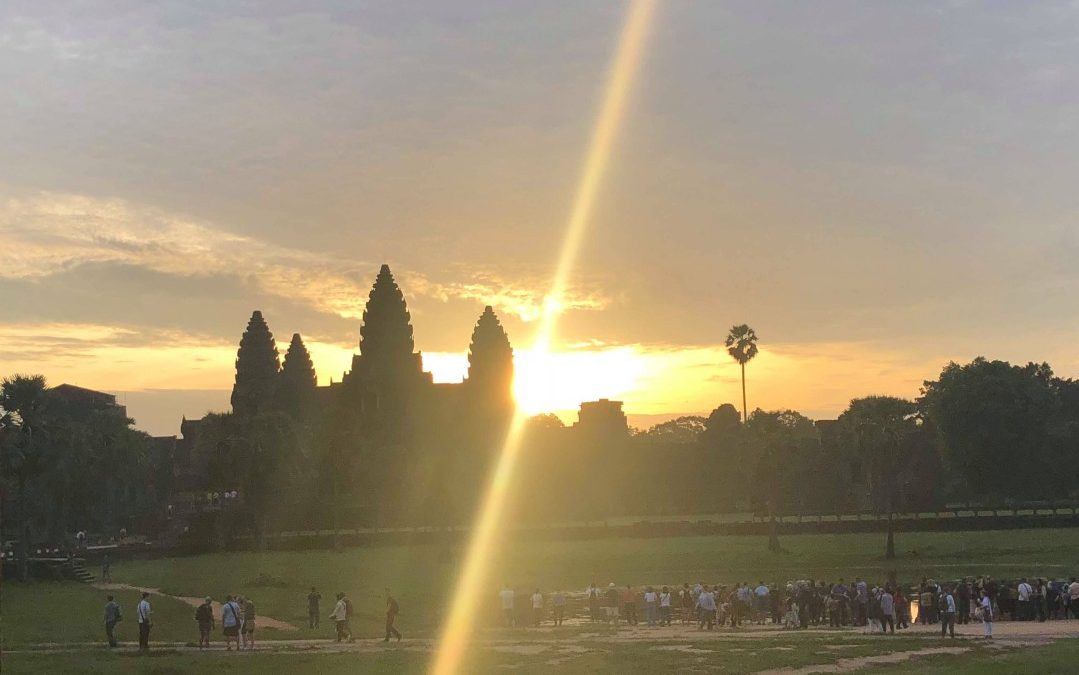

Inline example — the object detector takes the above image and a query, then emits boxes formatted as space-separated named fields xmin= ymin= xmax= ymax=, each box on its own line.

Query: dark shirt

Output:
xmin=308 ymin=592 xmax=321 ymax=611
xmin=196 ymin=604 xmax=213 ymax=624
xmin=104 ymin=601 xmax=121 ymax=624
xmin=387 ymin=597 xmax=399 ymax=616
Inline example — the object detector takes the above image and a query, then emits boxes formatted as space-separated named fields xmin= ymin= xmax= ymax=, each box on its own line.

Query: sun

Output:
xmin=511 ymin=346 xmax=646 ymax=416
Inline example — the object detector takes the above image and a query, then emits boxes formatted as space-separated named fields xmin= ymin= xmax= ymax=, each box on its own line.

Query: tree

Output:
xmin=745 ymin=409 xmax=819 ymax=552
xmin=638 ymin=416 xmax=707 ymax=443
xmin=919 ymin=359 xmax=1063 ymax=500
xmin=0 ymin=375 xmax=49 ymax=581
xmin=231 ymin=310 xmax=280 ymax=417
xmin=725 ymin=325 xmax=759 ymax=424
xmin=837 ymin=396 xmax=931 ymax=559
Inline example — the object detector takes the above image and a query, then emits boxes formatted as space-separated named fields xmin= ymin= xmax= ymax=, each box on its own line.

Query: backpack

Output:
xmin=345 ymin=598 xmax=354 ymax=619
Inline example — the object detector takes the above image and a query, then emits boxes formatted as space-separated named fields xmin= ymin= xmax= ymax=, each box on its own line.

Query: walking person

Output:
xmin=195 ymin=597 xmax=214 ymax=648
xmin=941 ymin=586 xmax=956 ymax=638
xmin=384 ymin=588 xmax=402 ymax=641
xmin=605 ymin=583 xmax=621 ymax=626
xmin=343 ymin=593 xmax=355 ymax=642
xmin=980 ymin=589 xmax=993 ymax=639
xmin=104 ymin=595 xmax=122 ymax=648
xmin=587 ymin=582 xmax=600 ymax=623
xmin=241 ymin=596 xmax=257 ymax=650
xmin=552 ymin=590 xmax=566 ymax=627
xmin=222 ymin=594 xmax=242 ymax=650
xmin=136 ymin=592 xmax=152 ymax=651
xmin=101 ymin=554 xmax=112 ymax=583
xmin=330 ymin=592 xmax=349 ymax=642
xmin=308 ymin=587 xmax=321 ymax=629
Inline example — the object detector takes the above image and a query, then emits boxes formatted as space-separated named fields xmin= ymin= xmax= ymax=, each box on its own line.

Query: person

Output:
xmin=681 ymin=583 xmax=695 ymax=625
xmin=385 ymin=588 xmax=402 ymax=641
xmin=659 ymin=586 xmax=672 ymax=626
xmin=894 ymin=588 xmax=909 ymax=629
xmin=195 ymin=596 xmax=214 ymax=648
xmin=980 ymin=588 xmax=993 ymax=639
xmin=623 ymin=585 xmax=638 ymax=626
xmin=222 ymin=595 xmax=242 ymax=650
xmin=101 ymin=554 xmax=112 ymax=583
xmin=941 ymin=586 xmax=956 ymax=638
xmin=136 ymin=592 xmax=152 ymax=651
xmin=605 ymin=583 xmax=621 ymax=625
xmin=343 ymin=593 xmax=355 ymax=642
xmin=552 ymin=590 xmax=566 ymax=626
xmin=957 ymin=579 xmax=971 ymax=624
xmin=754 ymin=581 xmax=770 ymax=625
xmin=531 ymin=589 xmax=544 ymax=626
xmin=587 ymin=582 xmax=600 ymax=622
xmin=644 ymin=586 xmax=658 ymax=626
xmin=500 ymin=585 xmax=516 ymax=627
xmin=880 ymin=588 xmax=895 ymax=635
xmin=308 ymin=587 xmax=321 ymax=629
xmin=1069 ymin=577 xmax=1079 ymax=619
xmin=330 ymin=592 xmax=349 ymax=642
xmin=696 ymin=585 xmax=717 ymax=630
xmin=833 ymin=578 xmax=850 ymax=625
xmin=104 ymin=595 xmax=122 ymax=648
xmin=1017 ymin=578 xmax=1033 ymax=621
xmin=241 ymin=596 xmax=256 ymax=650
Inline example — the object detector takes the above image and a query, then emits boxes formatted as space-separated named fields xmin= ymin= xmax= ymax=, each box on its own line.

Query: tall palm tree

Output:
xmin=725 ymin=325 xmax=759 ymax=423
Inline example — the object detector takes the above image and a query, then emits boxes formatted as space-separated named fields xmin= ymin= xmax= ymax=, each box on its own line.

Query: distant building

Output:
xmin=49 ymin=383 xmax=127 ymax=418
xmin=575 ymin=398 xmax=629 ymax=437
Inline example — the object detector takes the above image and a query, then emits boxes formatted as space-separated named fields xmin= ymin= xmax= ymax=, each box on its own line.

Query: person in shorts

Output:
xmin=241 ymin=596 xmax=256 ymax=650
xmin=195 ymin=596 xmax=214 ymax=648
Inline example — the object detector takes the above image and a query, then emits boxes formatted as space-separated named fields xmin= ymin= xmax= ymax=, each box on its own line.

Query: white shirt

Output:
xmin=330 ymin=599 xmax=347 ymax=622
xmin=532 ymin=593 xmax=543 ymax=609
xmin=945 ymin=594 xmax=956 ymax=613
xmin=137 ymin=599 xmax=152 ymax=624
xmin=659 ymin=592 xmax=671 ymax=607
xmin=500 ymin=589 xmax=515 ymax=609
xmin=1018 ymin=583 xmax=1032 ymax=601
xmin=1070 ymin=582 xmax=1079 ymax=600
xmin=644 ymin=591 xmax=657 ymax=603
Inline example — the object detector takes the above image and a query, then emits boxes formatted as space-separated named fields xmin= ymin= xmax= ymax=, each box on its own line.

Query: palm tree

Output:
xmin=725 ymin=325 xmax=759 ymax=423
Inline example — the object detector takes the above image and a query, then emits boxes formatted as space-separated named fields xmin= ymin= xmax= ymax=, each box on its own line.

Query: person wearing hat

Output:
xmin=605 ymin=583 xmax=621 ymax=625
xmin=195 ymin=596 xmax=214 ymax=648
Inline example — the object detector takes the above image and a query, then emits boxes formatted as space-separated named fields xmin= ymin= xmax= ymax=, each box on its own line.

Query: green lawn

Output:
xmin=91 ymin=528 xmax=1079 ymax=640
xmin=3 ymin=528 xmax=1078 ymax=672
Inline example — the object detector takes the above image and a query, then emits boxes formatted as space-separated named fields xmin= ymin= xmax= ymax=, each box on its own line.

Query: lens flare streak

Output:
xmin=429 ymin=2 xmax=658 ymax=673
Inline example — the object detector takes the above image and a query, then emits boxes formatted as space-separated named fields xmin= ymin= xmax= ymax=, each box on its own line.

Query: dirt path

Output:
xmin=92 ymin=582 xmax=299 ymax=631
xmin=754 ymin=646 xmax=969 ymax=675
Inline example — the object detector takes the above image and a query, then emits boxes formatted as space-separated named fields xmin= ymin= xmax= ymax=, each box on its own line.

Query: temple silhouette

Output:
xmin=171 ymin=264 xmax=516 ymax=531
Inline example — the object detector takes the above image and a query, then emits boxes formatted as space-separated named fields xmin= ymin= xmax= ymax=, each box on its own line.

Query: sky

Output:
xmin=3 ymin=1 xmax=1079 ymax=436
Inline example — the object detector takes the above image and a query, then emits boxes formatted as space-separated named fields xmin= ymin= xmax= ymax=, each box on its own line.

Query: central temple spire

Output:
xmin=360 ymin=264 xmax=415 ymax=361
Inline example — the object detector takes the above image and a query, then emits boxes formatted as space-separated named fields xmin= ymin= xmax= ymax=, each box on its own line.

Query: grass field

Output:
xmin=4 ymin=528 xmax=1078 ymax=672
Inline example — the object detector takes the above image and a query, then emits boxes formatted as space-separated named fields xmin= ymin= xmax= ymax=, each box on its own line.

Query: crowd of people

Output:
xmin=102 ymin=587 xmax=403 ymax=650
xmin=496 ymin=575 xmax=1079 ymax=640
